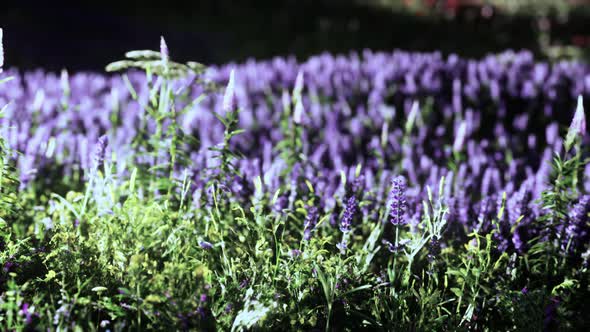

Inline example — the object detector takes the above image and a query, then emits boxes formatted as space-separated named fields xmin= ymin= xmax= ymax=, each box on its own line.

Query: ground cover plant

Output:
xmin=0 ymin=30 xmax=589 ymax=331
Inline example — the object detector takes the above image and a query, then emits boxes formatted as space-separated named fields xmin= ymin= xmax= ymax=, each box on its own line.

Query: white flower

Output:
xmin=565 ymin=95 xmax=587 ymax=151
xmin=292 ymin=70 xmax=304 ymax=100
xmin=160 ymin=36 xmax=169 ymax=64
xmin=222 ymin=69 xmax=237 ymax=113
xmin=293 ymin=97 xmax=304 ymax=124
xmin=453 ymin=121 xmax=468 ymax=153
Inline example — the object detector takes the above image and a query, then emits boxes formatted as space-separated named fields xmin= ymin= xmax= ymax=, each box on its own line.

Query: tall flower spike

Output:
xmin=292 ymin=70 xmax=304 ymax=101
xmin=160 ymin=36 xmax=169 ymax=64
xmin=452 ymin=121 xmax=468 ymax=153
xmin=390 ymin=176 xmax=407 ymax=226
xmin=303 ymin=206 xmax=319 ymax=241
xmin=222 ymin=69 xmax=237 ymax=113
xmin=340 ymin=196 xmax=357 ymax=233
xmin=565 ymin=95 xmax=586 ymax=151
xmin=293 ymin=97 xmax=304 ymax=124
xmin=92 ymin=135 xmax=109 ymax=173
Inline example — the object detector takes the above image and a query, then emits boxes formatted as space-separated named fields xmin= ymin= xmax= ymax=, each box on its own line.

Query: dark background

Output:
xmin=2 ymin=0 xmax=590 ymax=71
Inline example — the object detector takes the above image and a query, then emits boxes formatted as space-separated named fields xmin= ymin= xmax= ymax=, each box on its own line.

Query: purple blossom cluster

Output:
xmin=0 ymin=49 xmax=589 ymax=256
xmin=389 ymin=176 xmax=407 ymax=226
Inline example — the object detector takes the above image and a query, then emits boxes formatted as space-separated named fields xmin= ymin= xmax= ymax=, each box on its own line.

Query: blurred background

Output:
xmin=2 ymin=0 xmax=590 ymax=71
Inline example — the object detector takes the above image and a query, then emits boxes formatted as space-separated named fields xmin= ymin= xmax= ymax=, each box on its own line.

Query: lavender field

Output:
xmin=1 ymin=31 xmax=590 ymax=331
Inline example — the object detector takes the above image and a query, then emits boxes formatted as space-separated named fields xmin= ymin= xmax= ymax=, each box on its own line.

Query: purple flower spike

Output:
xmin=565 ymin=195 xmax=590 ymax=252
xmin=453 ymin=121 xmax=468 ymax=153
xmin=92 ymin=135 xmax=109 ymax=172
xmin=340 ymin=196 xmax=357 ymax=233
xmin=303 ymin=206 xmax=319 ymax=241
xmin=390 ymin=176 xmax=407 ymax=226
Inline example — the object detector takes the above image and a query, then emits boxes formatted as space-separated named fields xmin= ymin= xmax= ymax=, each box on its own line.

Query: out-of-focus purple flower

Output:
xmin=303 ymin=206 xmax=319 ymax=241
xmin=292 ymin=70 xmax=304 ymax=100
xmin=293 ymin=97 xmax=304 ymax=124
xmin=289 ymin=249 xmax=302 ymax=258
xmin=521 ymin=287 xmax=528 ymax=294
xmin=92 ymin=135 xmax=109 ymax=172
xmin=565 ymin=195 xmax=590 ymax=252
xmin=3 ymin=261 xmax=16 ymax=273
xmin=224 ymin=303 xmax=233 ymax=313
xmin=453 ymin=121 xmax=468 ymax=153
xmin=281 ymin=90 xmax=290 ymax=111
xmin=336 ymin=239 xmax=348 ymax=254
xmin=200 ymin=294 xmax=207 ymax=302
xmin=199 ymin=241 xmax=213 ymax=250
xmin=544 ymin=296 xmax=560 ymax=331
xmin=222 ymin=69 xmax=237 ymax=113
xmin=273 ymin=195 xmax=288 ymax=214
xmin=340 ymin=196 xmax=357 ymax=233
xmin=350 ymin=174 xmax=365 ymax=196
xmin=20 ymin=302 xmax=33 ymax=325
xmin=389 ymin=176 xmax=407 ymax=226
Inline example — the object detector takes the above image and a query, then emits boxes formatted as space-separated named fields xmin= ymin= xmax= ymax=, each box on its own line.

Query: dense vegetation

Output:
xmin=0 ymin=33 xmax=589 ymax=331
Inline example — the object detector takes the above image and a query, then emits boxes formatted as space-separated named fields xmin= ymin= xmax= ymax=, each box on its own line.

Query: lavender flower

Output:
xmin=565 ymin=195 xmax=590 ymax=252
xmin=160 ymin=36 xmax=169 ymax=64
xmin=273 ymin=195 xmax=288 ymax=214
xmin=565 ymin=95 xmax=586 ymax=151
xmin=293 ymin=97 xmax=304 ymax=125
xmin=92 ymin=135 xmax=108 ymax=173
xmin=336 ymin=239 xmax=348 ymax=254
xmin=289 ymin=249 xmax=302 ymax=258
xmin=427 ymin=236 xmax=441 ymax=262
xmin=340 ymin=196 xmax=357 ymax=233
xmin=292 ymin=70 xmax=304 ymax=100
xmin=350 ymin=174 xmax=365 ymax=196
xmin=389 ymin=176 xmax=407 ymax=226
xmin=452 ymin=121 xmax=468 ymax=153
xmin=222 ymin=69 xmax=237 ymax=113
xmin=20 ymin=302 xmax=33 ymax=325
xmin=303 ymin=206 xmax=319 ymax=241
